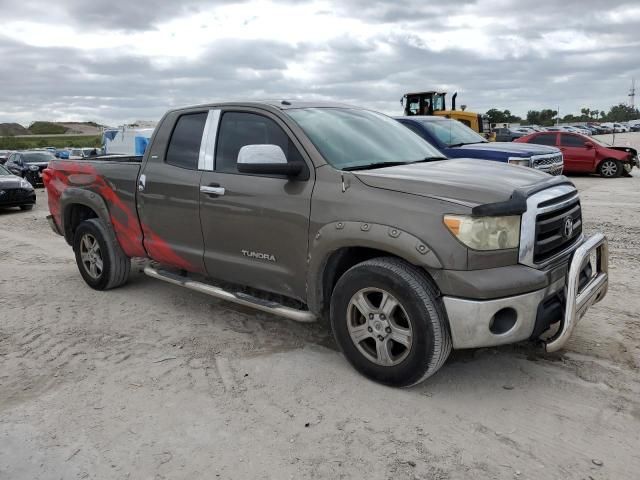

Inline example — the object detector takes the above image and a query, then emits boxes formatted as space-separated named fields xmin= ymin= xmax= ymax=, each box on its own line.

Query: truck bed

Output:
xmin=44 ymin=158 xmax=147 ymax=258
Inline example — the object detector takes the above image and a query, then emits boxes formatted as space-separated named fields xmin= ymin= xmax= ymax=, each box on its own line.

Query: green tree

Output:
xmin=485 ymin=108 xmax=522 ymax=125
xmin=602 ymin=103 xmax=640 ymax=122
xmin=526 ymin=109 xmax=558 ymax=126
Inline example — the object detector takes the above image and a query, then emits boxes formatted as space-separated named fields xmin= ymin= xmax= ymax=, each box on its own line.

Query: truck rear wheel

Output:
xmin=73 ymin=218 xmax=130 ymax=290
xmin=330 ymin=257 xmax=451 ymax=387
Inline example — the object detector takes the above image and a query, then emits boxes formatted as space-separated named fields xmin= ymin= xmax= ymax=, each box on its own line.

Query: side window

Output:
xmin=560 ymin=134 xmax=585 ymax=148
xmin=401 ymin=122 xmax=425 ymax=139
xmin=215 ymin=112 xmax=304 ymax=174
xmin=529 ymin=134 xmax=557 ymax=146
xmin=165 ymin=112 xmax=208 ymax=170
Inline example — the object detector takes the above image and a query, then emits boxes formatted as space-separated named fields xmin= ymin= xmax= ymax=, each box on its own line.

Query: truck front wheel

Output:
xmin=330 ymin=257 xmax=451 ymax=387
xmin=73 ymin=218 xmax=130 ymax=290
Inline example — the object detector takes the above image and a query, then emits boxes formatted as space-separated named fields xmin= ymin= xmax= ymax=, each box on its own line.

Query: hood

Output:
xmin=0 ymin=175 xmax=25 ymax=189
xmin=607 ymin=146 xmax=637 ymax=158
xmin=354 ymin=158 xmax=553 ymax=207
xmin=455 ymin=142 xmax=559 ymax=157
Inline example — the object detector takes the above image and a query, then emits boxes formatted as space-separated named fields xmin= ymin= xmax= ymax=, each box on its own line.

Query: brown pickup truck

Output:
xmin=44 ymin=101 xmax=609 ymax=387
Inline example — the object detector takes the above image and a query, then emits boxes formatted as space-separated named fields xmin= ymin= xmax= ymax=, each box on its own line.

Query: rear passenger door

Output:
xmin=198 ymin=108 xmax=314 ymax=301
xmin=137 ymin=110 xmax=208 ymax=273
xmin=559 ymin=134 xmax=594 ymax=172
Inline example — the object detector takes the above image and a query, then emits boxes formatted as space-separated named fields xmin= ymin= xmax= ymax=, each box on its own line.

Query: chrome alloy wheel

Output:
xmin=601 ymin=160 xmax=618 ymax=177
xmin=80 ymin=233 xmax=103 ymax=279
xmin=346 ymin=288 xmax=413 ymax=366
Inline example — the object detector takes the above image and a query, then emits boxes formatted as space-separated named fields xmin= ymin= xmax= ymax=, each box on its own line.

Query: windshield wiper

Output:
xmin=342 ymin=157 xmax=446 ymax=171
xmin=342 ymin=161 xmax=411 ymax=171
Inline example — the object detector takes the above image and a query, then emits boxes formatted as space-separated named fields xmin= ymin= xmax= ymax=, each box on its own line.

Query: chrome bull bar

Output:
xmin=544 ymin=233 xmax=608 ymax=352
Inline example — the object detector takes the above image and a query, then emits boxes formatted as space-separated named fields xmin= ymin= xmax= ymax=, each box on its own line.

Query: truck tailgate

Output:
xmin=44 ymin=159 xmax=147 ymax=258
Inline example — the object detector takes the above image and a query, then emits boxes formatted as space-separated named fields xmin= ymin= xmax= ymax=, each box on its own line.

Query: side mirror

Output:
xmin=237 ymin=144 xmax=303 ymax=177
xmin=584 ymin=141 xmax=594 ymax=149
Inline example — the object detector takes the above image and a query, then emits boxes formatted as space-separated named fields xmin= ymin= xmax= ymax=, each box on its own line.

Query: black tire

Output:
xmin=73 ymin=218 xmax=130 ymax=290
xmin=19 ymin=205 xmax=34 ymax=211
xmin=598 ymin=159 xmax=622 ymax=178
xmin=330 ymin=257 xmax=451 ymax=387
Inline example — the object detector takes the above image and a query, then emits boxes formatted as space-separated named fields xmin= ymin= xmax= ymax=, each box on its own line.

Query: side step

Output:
xmin=143 ymin=266 xmax=317 ymax=323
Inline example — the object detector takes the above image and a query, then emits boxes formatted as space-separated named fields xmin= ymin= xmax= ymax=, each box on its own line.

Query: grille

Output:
xmin=533 ymin=196 xmax=582 ymax=263
xmin=532 ymin=153 xmax=564 ymax=176
xmin=0 ymin=188 xmax=30 ymax=202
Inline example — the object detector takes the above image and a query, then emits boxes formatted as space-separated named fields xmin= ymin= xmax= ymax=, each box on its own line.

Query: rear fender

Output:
xmin=59 ymin=187 xmax=119 ymax=249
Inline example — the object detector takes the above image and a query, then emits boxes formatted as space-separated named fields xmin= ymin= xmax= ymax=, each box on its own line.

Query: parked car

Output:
xmin=0 ymin=163 xmax=36 ymax=210
xmin=601 ymin=122 xmax=625 ymax=133
xmin=586 ymin=123 xmax=609 ymax=134
xmin=43 ymin=101 xmax=608 ymax=387
xmin=515 ymin=131 xmax=638 ymax=177
xmin=0 ymin=150 xmax=13 ymax=165
xmin=396 ymin=116 xmax=563 ymax=175
xmin=492 ymin=127 xmax=527 ymax=141
xmin=571 ymin=126 xmax=594 ymax=136
xmin=4 ymin=150 xmax=56 ymax=186
xmin=520 ymin=125 xmax=546 ymax=132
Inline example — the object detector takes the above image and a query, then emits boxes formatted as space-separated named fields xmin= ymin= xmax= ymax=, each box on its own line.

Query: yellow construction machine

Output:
xmin=402 ymin=91 xmax=492 ymax=138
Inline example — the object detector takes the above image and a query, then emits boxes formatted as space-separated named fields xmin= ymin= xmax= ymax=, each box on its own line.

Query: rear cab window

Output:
xmin=166 ymin=112 xmax=208 ymax=169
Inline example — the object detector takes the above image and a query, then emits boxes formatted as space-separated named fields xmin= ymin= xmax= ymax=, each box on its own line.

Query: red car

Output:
xmin=515 ymin=131 xmax=638 ymax=178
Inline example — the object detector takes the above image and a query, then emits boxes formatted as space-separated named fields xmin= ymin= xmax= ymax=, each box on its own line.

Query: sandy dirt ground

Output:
xmin=1 ymin=136 xmax=639 ymax=479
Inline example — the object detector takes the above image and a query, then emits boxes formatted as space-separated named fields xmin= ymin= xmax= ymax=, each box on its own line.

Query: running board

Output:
xmin=143 ymin=266 xmax=317 ymax=323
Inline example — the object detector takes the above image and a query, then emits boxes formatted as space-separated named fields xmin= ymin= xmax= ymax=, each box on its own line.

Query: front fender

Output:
xmin=306 ymin=221 xmax=442 ymax=314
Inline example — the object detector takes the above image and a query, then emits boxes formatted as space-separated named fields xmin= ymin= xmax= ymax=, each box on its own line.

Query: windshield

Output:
xmin=0 ymin=164 xmax=11 ymax=175
xmin=23 ymin=152 xmax=55 ymax=163
xmin=287 ymin=108 xmax=445 ymax=170
xmin=419 ymin=119 xmax=487 ymax=147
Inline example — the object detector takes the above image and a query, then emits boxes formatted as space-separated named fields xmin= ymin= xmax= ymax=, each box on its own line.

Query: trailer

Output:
xmin=103 ymin=126 xmax=155 ymax=156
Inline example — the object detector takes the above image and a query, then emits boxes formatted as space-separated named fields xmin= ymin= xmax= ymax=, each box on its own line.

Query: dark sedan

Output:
xmin=0 ymin=163 xmax=36 ymax=210
xmin=4 ymin=150 xmax=56 ymax=186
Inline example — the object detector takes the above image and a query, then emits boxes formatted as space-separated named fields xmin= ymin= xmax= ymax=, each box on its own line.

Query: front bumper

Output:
xmin=442 ymin=234 xmax=608 ymax=350
xmin=0 ymin=188 xmax=36 ymax=207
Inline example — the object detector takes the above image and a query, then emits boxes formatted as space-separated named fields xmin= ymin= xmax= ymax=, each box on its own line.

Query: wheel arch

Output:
xmin=60 ymin=188 xmax=117 ymax=246
xmin=307 ymin=221 xmax=442 ymax=316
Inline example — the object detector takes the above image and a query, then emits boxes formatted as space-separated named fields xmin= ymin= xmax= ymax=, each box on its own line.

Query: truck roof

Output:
xmin=168 ymin=100 xmax=355 ymax=113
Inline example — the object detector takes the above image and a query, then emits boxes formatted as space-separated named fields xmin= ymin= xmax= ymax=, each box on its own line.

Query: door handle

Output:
xmin=200 ymin=185 xmax=225 ymax=196
xmin=138 ymin=174 xmax=146 ymax=192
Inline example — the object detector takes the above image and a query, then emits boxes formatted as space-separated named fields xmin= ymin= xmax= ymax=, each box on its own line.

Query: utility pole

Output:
xmin=630 ymin=78 xmax=636 ymax=109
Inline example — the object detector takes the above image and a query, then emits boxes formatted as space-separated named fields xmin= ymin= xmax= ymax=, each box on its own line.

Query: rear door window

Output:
xmin=528 ymin=133 xmax=557 ymax=146
xmin=166 ymin=112 xmax=208 ymax=170
xmin=560 ymin=134 xmax=585 ymax=148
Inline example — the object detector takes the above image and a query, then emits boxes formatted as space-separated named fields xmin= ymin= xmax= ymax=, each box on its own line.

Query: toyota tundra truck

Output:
xmin=43 ymin=101 xmax=609 ymax=387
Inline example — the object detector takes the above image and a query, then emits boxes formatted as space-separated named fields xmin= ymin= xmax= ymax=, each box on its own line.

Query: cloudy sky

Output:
xmin=1 ymin=0 xmax=639 ymax=126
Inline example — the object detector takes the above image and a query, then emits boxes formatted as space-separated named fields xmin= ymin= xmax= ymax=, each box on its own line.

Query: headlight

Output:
xmin=508 ymin=157 xmax=531 ymax=167
xmin=29 ymin=165 xmax=39 ymax=171
xmin=20 ymin=179 xmax=33 ymax=189
xmin=444 ymin=215 xmax=521 ymax=250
